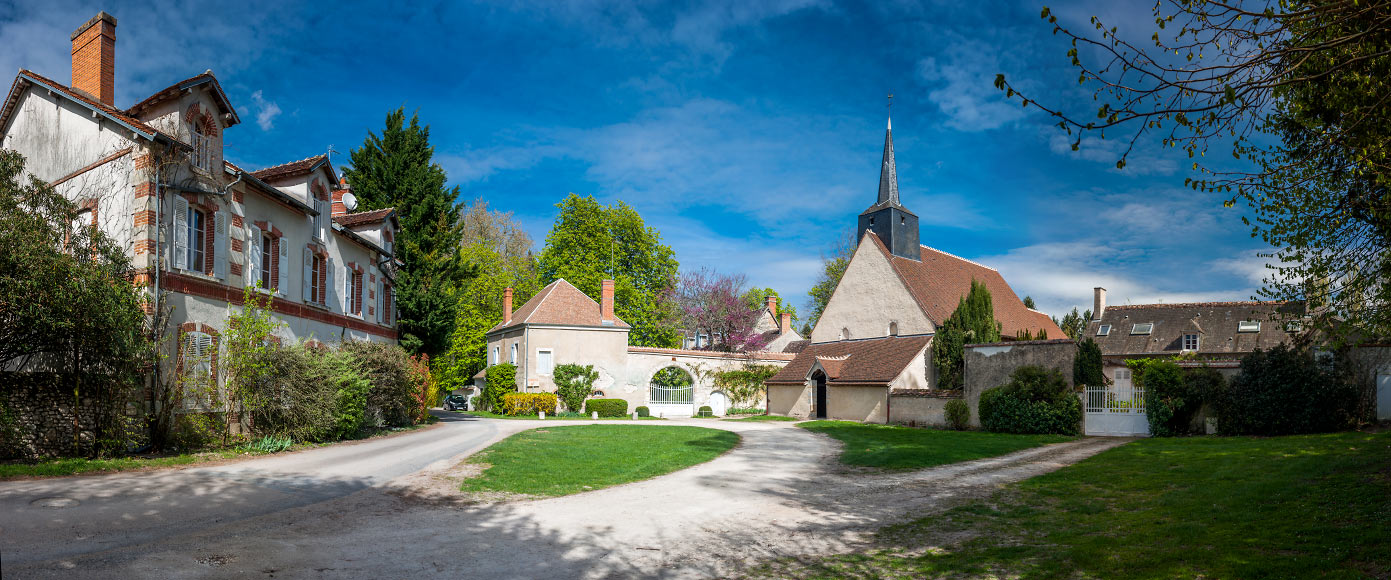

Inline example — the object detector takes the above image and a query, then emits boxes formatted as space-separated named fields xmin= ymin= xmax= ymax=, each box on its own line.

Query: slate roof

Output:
xmin=782 ymin=340 xmax=810 ymax=354
xmin=223 ymin=161 xmax=317 ymax=215
xmin=251 ymin=154 xmax=329 ymax=182
xmin=334 ymin=208 xmax=395 ymax=228
xmin=488 ymin=279 xmax=630 ymax=333
xmin=865 ymin=233 xmax=1065 ymax=339
xmin=126 ymin=71 xmax=240 ymax=126
xmin=1085 ymin=301 xmax=1303 ymax=358
xmin=766 ymin=335 xmax=931 ymax=386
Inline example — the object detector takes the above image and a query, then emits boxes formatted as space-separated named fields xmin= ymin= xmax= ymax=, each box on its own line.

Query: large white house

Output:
xmin=0 ymin=13 xmax=399 ymax=416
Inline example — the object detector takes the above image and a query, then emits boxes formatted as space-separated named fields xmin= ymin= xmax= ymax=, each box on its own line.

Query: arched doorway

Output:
xmin=812 ymin=371 xmax=828 ymax=419
xmin=708 ymin=391 xmax=730 ymax=416
xmin=650 ymin=366 xmax=695 ymax=417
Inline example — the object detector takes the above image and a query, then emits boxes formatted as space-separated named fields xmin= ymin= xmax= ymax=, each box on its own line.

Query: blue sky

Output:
xmin=0 ymin=0 xmax=1274 ymax=321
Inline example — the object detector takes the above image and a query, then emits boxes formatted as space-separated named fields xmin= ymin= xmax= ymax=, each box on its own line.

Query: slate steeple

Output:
xmin=858 ymin=115 xmax=920 ymax=261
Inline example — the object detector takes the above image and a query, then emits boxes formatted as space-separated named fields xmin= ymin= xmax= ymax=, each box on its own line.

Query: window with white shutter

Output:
xmin=509 ymin=343 xmax=517 ymax=365
xmin=277 ymin=238 xmax=289 ymax=296
xmin=302 ymin=248 xmax=314 ymax=302
xmin=181 ymin=331 xmax=214 ymax=410
xmin=173 ymin=197 xmax=189 ymax=270
xmin=537 ymin=349 xmax=554 ymax=375
xmin=214 ymin=212 xmax=227 ymax=280
xmin=247 ymin=225 xmax=262 ymax=288
xmin=343 ymin=265 xmax=353 ymax=313
xmin=326 ymin=258 xmax=336 ymax=311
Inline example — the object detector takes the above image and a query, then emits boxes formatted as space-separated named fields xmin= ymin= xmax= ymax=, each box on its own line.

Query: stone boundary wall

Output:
xmin=1 ymin=373 xmax=109 ymax=459
xmin=887 ymin=388 xmax=962 ymax=427
xmin=963 ymin=339 xmax=1076 ymax=427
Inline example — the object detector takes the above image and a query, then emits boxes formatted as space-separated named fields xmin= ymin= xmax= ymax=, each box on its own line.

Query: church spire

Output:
xmin=877 ymin=115 xmax=899 ymax=206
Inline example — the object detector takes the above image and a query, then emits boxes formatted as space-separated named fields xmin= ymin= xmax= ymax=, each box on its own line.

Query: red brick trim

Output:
xmin=164 ymin=271 xmax=399 ymax=338
xmin=50 ymin=147 xmax=133 ymax=188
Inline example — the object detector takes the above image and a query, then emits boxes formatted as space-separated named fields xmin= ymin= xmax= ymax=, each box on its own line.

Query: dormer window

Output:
xmin=1238 ymin=321 xmax=1261 ymax=333
xmin=1131 ymin=323 xmax=1153 ymax=335
xmin=1182 ymin=334 xmax=1199 ymax=351
xmin=1097 ymin=324 xmax=1111 ymax=336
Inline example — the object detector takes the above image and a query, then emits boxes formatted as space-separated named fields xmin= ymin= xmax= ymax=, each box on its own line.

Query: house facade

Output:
xmin=481 ymin=279 xmax=794 ymax=416
xmin=0 ymin=13 xmax=399 ymax=417
xmin=768 ymin=117 xmax=1063 ymax=423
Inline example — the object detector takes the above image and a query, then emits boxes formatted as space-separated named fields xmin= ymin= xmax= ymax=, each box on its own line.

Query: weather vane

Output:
xmin=887 ymin=92 xmax=893 ymax=113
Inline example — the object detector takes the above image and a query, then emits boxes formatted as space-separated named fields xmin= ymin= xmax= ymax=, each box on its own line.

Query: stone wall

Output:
xmin=963 ymin=339 xmax=1076 ymax=427
xmin=0 ymin=373 xmax=117 ymax=459
xmin=887 ymin=389 xmax=961 ymax=427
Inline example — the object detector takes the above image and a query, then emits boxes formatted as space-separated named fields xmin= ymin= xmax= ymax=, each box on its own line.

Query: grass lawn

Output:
xmin=726 ymin=414 xmax=801 ymax=422
xmin=800 ymin=420 xmax=1074 ymax=470
xmin=459 ymin=425 xmax=739 ymax=497
xmin=457 ymin=410 xmax=664 ymax=420
xmin=0 ymin=450 xmax=247 ymax=479
xmin=752 ymin=431 xmax=1391 ymax=579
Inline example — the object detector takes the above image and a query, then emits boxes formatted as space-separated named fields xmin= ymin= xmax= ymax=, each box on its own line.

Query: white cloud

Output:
xmin=249 ymin=90 xmax=281 ymax=131
xmin=916 ymin=38 xmax=1028 ymax=131
xmin=1046 ymin=133 xmax=1179 ymax=176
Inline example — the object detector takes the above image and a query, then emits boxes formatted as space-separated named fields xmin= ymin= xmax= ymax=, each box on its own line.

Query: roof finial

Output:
xmin=886 ymin=92 xmax=893 ymax=130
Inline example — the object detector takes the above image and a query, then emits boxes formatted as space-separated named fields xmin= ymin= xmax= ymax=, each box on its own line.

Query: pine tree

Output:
xmin=342 ymin=108 xmax=472 ymax=358
xmin=932 ymin=280 xmax=1001 ymax=389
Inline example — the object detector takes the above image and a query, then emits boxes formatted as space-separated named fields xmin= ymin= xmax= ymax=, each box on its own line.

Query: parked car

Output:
xmin=443 ymin=394 xmax=469 ymax=412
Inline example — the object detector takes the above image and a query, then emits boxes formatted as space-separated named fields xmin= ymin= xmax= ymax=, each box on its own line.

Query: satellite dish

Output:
xmin=342 ymin=192 xmax=358 ymax=212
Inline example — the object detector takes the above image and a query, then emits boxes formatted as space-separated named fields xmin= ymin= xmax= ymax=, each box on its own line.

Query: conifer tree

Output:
xmin=342 ymin=108 xmax=472 ymax=358
xmin=932 ymin=280 xmax=1002 ymax=389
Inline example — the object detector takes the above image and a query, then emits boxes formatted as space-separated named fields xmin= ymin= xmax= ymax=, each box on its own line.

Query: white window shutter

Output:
xmin=277 ymin=238 xmax=289 ymax=296
xmin=340 ymin=266 xmax=349 ymax=312
xmin=302 ymin=248 xmax=313 ymax=301
xmin=172 ymin=197 xmax=189 ymax=270
xmin=326 ymin=258 xmax=336 ymax=310
xmin=248 ymin=225 xmax=262 ymax=287
xmin=375 ymin=274 xmax=382 ymax=322
xmin=214 ymin=212 xmax=228 ymax=280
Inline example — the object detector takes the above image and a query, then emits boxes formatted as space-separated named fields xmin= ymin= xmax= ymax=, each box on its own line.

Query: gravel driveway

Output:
xmin=1 ymin=417 xmax=1127 ymax=579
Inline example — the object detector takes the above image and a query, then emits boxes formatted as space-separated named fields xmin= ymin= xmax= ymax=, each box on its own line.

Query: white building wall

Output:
xmin=811 ymin=234 xmax=934 ymax=343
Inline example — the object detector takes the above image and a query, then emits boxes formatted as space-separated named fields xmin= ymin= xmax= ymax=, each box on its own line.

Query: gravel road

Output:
xmin=0 ymin=415 xmax=1128 ymax=579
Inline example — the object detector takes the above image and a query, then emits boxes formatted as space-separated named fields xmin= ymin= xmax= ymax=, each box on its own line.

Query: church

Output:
xmin=767 ymin=117 xmax=1064 ymax=423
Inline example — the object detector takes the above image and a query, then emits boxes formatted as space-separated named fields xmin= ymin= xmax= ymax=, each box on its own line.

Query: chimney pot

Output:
xmin=601 ymin=280 xmax=615 ymax=325
xmin=766 ymin=295 xmax=778 ymax=315
xmin=1093 ymin=287 xmax=1107 ymax=321
xmin=71 ymin=12 xmax=117 ymax=106
xmin=503 ymin=287 xmax=513 ymax=325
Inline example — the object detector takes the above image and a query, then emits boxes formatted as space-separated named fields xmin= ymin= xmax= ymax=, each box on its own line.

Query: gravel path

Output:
xmin=1 ymin=417 xmax=1128 ymax=579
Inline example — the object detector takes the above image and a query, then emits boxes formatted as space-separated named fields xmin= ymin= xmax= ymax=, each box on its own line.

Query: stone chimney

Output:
xmin=1093 ymin=287 xmax=1107 ymax=321
xmin=71 ymin=12 xmax=117 ymax=106
xmin=503 ymin=287 xmax=513 ymax=325
xmin=766 ymin=295 xmax=778 ymax=315
xmin=600 ymin=280 xmax=615 ymax=325
xmin=780 ymin=312 xmax=792 ymax=335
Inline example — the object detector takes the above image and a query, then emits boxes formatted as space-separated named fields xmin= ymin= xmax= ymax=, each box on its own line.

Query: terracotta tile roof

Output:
xmin=1086 ymin=301 xmax=1302 ymax=357
xmin=626 ymin=346 xmax=796 ymax=361
xmin=3 ymin=69 xmax=164 ymax=139
xmin=865 ymin=233 xmax=1065 ymax=339
xmin=767 ymin=335 xmax=931 ymax=385
xmin=334 ymin=208 xmax=395 ymax=228
xmin=251 ymin=154 xmax=329 ymax=182
xmin=488 ymin=279 xmax=630 ymax=333
xmin=126 ymin=71 xmax=240 ymax=126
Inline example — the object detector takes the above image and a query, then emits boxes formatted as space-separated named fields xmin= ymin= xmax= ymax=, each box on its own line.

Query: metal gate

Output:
xmin=649 ymin=384 xmax=694 ymax=417
xmin=1084 ymin=369 xmax=1150 ymax=436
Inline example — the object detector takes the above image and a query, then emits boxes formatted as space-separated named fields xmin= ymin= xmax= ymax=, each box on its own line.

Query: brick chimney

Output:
xmin=331 ymin=188 xmax=347 ymax=216
xmin=780 ymin=312 xmax=791 ymax=335
xmin=766 ymin=295 xmax=777 ymax=315
xmin=71 ymin=12 xmax=117 ymax=106
xmin=600 ymin=280 xmax=615 ymax=325
xmin=503 ymin=287 xmax=513 ymax=325
xmin=1093 ymin=287 xmax=1107 ymax=321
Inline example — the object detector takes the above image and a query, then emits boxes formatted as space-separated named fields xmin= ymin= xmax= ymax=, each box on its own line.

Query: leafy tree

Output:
xmin=537 ymin=194 xmax=680 ymax=347
xmin=0 ymin=149 xmax=147 ymax=457
xmin=1219 ymin=345 xmax=1361 ymax=435
xmin=676 ymin=268 xmax=767 ymax=352
xmin=481 ymin=362 xmax=517 ymax=412
xmin=932 ymin=280 xmax=1002 ymax=389
xmin=341 ymin=108 xmax=473 ymax=358
xmin=998 ymin=2 xmax=1391 ymax=343
xmin=806 ymin=229 xmax=856 ymax=330
xmin=552 ymin=363 xmax=598 ymax=412
xmin=1022 ymin=296 xmax=1037 ymax=309
xmin=741 ymin=286 xmax=798 ymax=327
xmin=1073 ymin=337 xmax=1106 ymax=388
xmin=1053 ymin=307 xmax=1093 ymax=341
xmin=651 ymin=366 xmax=694 ymax=387
xmin=439 ymin=200 xmax=540 ymax=389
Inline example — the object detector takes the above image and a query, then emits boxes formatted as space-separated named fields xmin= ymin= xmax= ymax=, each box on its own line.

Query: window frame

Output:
xmin=536 ymin=348 xmax=554 ymax=376
xmin=1130 ymin=323 xmax=1153 ymax=335
xmin=1182 ymin=333 xmax=1199 ymax=351
xmin=1238 ymin=320 xmax=1261 ymax=333
xmin=310 ymin=254 xmax=324 ymax=305
xmin=187 ymin=207 xmax=206 ymax=273
xmin=1097 ymin=324 xmax=1111 ymax=336
xmin=260 ymin=233 xmax=274 ymax=289
xmin=509 ymin=343 xmax=518 ymax=365
xmin=191 ymin=127 xmax=213 ymax=172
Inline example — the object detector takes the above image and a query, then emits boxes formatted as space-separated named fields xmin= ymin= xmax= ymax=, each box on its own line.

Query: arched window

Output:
xmin=649 ymin=366 xmax=694 ymax=406
xmin=840 ymin=327 xmax=851 ymax=341
xmin=888 ymin=321 xmax=898 ymax=336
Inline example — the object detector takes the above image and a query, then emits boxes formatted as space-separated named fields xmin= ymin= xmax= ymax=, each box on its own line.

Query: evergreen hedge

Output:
xmin=978 ymin=366 xmax=1081 ymax=435
xmin=500 ymin=393 xmax=558 ymax=416
xmin=585 ymin=398 xmax=628 ymax=417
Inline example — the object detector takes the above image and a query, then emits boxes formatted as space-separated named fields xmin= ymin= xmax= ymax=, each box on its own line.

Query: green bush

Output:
xmin=635 ymin=406 xmax=651 ymax=418
xmin=239 ymin=344 xmax=336 ymax=442
xmin=696 ymin=405 xmax=714 ymax=418
xmin=1142 ymin=361 xmax=1196 ymax=437
xmin=481 ymin=363 xmax=517 ymax=412
xmin=979 ymin=366 xmax=1081 ymax=435
xmin=341 ymin=341 xmax=419 ymax=428
xmin=585 ymin=398 xmax=628 ymax=417
xmin=944 ymin=399 xmax=970 ymax=430
xmin=501 ymin=393 xmax=558 ymax=416
xmin=1218 ymin=345 xmax=1360 ymax=435
xmin=320 ymin=351 xmax=372 ymax=440
xmin=553 ymin=363 xmax=599 ymax=412
xmin=246 ymin=435 xmax=294 ymax=453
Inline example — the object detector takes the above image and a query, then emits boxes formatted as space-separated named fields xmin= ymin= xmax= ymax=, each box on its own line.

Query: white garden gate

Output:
xmin=1083 ymin=368 xmax=1150 ymax=436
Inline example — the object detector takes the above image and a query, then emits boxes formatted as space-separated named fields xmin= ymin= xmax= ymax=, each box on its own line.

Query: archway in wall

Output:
xmin=649 ymin=366 xmax=695 ymax=417
xmin=812 ymin=370 xmax=828 ymax=419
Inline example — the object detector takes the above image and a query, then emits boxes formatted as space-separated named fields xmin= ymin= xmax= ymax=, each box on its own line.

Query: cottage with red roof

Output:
xmin=767 ymin=117 xmax=1064 ymax=423
xmin=0 ymin=13 xmax=399 ymax=421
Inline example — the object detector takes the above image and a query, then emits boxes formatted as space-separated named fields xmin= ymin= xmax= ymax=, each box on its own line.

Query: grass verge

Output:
xmin=460 ymin=424 xmax=739 ymax=497
xmin=800 ymin=420 xmax=1074 ymax=470
xmin=751 ymin=431 xmax=1391 ymax=579
xmin=457 ymin=410 xmax=663 ymax=420
xmin=726 ymin=414 xmax=801 ymax=422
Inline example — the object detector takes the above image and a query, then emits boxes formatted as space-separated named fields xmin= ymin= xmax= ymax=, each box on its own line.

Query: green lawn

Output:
xmin=0 ymin=450 xmax=246 ymax=479
xmin=457 ymin=410 xmax=663 ymax=420
xmin=752 ymin=431 xmax=1391 ymax=579
xmin=726 ymin=414 xmax=801 ymax=422
xmin=799 ymin=420 xmax=1074 ymax=470
xmin=459 ymin=425 xmax=739 ymax=497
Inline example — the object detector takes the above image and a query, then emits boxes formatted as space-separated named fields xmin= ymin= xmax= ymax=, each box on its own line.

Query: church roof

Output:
xmin=487 ymin=279 xmax=629 ymax=333
xmin=766 ymin=335 xmax=931 ymax=386
xmin=865 ymin=232 xmax=1065 ymax=339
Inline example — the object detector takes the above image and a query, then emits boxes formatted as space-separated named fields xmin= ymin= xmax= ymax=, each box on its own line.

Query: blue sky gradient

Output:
xmin=0 ymin=0 xmax=1273 ymax=321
